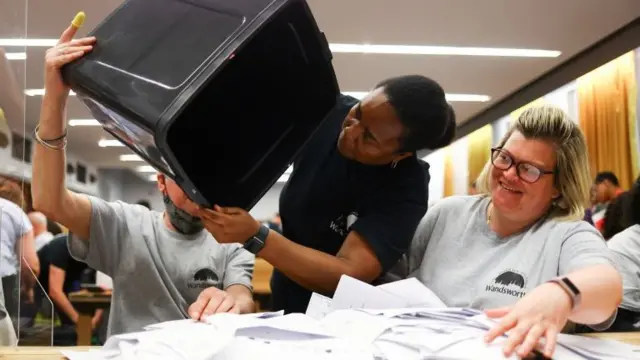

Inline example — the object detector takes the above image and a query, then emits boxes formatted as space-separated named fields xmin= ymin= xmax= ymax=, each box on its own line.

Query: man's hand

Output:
xmin=188 ymin=287 xmax=239 ymax=321
xmin=196 ymin=205 xmax=261 ymax=245
xmin=91 ymin=310 xmax=103 ymax=330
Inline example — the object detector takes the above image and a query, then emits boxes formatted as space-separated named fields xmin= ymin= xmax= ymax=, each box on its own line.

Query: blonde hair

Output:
xmin=476 ymin=105 xmax=591 ymax=221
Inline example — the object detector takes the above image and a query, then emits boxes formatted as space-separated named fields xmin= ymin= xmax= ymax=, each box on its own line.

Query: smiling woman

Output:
xmin=405 ymin=105 xmax=622 ymax=358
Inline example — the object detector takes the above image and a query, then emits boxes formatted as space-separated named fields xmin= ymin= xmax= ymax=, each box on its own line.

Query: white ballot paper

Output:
xmin=61 ymin=277 xmax=640 ymax=360
xmin=306 ymin=275 xmax=447 ymax=318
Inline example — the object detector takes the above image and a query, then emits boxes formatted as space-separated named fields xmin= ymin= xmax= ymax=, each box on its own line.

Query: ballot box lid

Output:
xmin=62 ymin=0 xmax=339 ymax=209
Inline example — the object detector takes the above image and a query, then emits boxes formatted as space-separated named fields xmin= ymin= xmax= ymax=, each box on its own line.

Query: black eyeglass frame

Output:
xmin=490 ymin=147 xmax=556 ymax=184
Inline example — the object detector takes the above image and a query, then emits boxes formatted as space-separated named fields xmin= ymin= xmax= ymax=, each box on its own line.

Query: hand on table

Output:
xmin=196 ymin=205 xmax=260 ymax=245
xmin=188 ymin=286 xmax=240 ymax=321
xmin=484 ymin=282 xmax=572 ymax=358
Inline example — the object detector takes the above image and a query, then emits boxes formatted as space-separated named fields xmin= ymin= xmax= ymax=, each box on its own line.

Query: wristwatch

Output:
xmin=548 ymin=277 xmax=582 ymax=310
xmin=243 ymin=223 xmax=270 ymax=254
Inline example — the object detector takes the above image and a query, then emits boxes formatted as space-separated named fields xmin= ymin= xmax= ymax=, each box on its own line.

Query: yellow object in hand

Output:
xmin=71 ymin=11 xmax=86 ymax=28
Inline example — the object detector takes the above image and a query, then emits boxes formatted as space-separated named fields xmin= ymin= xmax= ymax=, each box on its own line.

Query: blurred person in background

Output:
xmin=29 ymin=211 xmax=54 ymax=251
xmin=0 ymin=179 xmax=39 ymax=335
xmin=468 ymin=180 xmax=478 ymax=195
xmin=590 ymin=172 xmax=624 ymax=233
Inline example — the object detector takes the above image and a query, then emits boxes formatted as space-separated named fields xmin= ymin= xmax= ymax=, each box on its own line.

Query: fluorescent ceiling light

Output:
xmin=98 ymin=139 xmax=124 ymax=147
xmin=3 ymin=38 xmax=561 ymax=57
xmin=24 ymin=88 xmax=76 ymax=97
xmin=5 ymin=52 xmax=26 ymax=60
xmin=120 ymin=154 xmax=143 ymax=162
xmin=137 ymin=165 xmax=156 ymax=173
xmin=69 ymin=119 xmax=100 ymax=126
xmin=148 ymin=174 xmax=157 ymax=182
xmin=329 ymin=44 xmax=561 ymax=58
xmin=343 ymin=91 xmax=490 ymax=102
xmin=0 ymin=38 xmax=57 ymax=47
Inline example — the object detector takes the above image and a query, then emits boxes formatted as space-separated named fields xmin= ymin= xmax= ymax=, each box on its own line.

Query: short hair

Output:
xmin=476 ymin=105 xmax=591 ymax=221
xmin=0 ymin=177 xmax=25 ymax=210
xmin=595 ymin=171 xmax=620 ymax=186
xmin=375 ymin=75 xmax=455 ymax=152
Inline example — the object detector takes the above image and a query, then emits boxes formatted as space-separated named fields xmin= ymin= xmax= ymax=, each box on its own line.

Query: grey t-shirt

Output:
xmin=607 ymin=224 xmax=640 ymax=312
xmin=407 ymin=195 xmax=616 ymax=329
xmin=68 ymin=195 xmax=255 ymax=337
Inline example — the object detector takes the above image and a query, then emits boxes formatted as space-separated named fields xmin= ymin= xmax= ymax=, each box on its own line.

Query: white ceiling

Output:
xmin=0 ymin=0 xmax=639 ymax=177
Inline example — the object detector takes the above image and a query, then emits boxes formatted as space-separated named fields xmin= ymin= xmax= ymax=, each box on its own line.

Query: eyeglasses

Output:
xmin=490 ymin=148 xmax=555 ymax=183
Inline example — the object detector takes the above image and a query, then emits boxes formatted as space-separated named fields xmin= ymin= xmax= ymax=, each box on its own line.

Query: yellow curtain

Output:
xmin=577 ymin=51 xmax=637 ymax=190
xmin=510 ymin=98 xmax=545 ymax=123
xmin=467 ymin=124 xmax=493 ymax=187
xmin=443 ymin=146 xmax=455 ymax=197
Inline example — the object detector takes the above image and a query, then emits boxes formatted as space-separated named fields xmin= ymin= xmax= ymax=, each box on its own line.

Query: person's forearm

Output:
xmin=566 ymin=264 xmax=622 ymax=325
xmin=258 ymin=232 xmax=354 ymax=294
xmin=50 ymin=291 xmax=79 ymax=323
xmin=32 ymin=95 xmax=69 ymax=216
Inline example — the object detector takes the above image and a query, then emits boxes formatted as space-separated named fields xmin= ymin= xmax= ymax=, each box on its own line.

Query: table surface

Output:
xmin=1 ymin=333 xmax=639 ymax=359
xmin=68 ymin=290 xmax=112 ymax=303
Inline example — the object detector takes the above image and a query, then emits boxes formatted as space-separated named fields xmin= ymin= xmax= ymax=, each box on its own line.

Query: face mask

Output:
xmin=163 ymin=193 xmax=204 ymax=235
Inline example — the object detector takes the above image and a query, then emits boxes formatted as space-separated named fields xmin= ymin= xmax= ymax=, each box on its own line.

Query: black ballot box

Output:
xmin=62 ymin=0 xmax=339 ymax=208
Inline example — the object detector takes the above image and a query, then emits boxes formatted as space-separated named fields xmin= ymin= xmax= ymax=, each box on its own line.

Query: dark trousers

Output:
xmin=1 ymin=274 xmax=18 ymax=334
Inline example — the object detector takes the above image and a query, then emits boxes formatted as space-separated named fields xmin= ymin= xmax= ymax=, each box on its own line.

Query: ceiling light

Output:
xmin=137 ymin=165 xmax=156 ymax=173
xmin=0 ymin=39 xmax=57 ymax=47
xmin=148 ymin=174 xmax=158 ymax=182
xmin=329 ymin=44 xmax=561 ymax=57
xmin=24 ymin=89 xmax=76 ymax=97
xmin=5 ymin=52 xmax=26 ymax=60
xmin=69 ymin=119 xmax=100 ymax=126
xmin=2 ymin=38 xmax=561 ymax=57
xmin=98 ymin=139 xmax=124 ymax=147
xmin=343 ymin=91 xmax=490 ymax=102
xmin=120 ymin=154 xmax=143 ymax=162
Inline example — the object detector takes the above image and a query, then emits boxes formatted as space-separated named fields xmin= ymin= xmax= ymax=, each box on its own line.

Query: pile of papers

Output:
xmin=61 ymin=276 xmax=640 ymax=360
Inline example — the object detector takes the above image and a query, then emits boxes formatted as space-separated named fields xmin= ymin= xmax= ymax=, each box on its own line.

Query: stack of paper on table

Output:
xmin=61 ymin=275 xmax=640 ymax=360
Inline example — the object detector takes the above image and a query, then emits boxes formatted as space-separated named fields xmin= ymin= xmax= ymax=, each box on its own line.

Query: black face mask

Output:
xmin=163 ymin=193 xmax=204 ymax=235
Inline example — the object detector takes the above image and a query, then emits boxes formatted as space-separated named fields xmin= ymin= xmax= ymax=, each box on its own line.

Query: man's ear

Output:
xmin=156 ymin=173 xmax=166 ymax=192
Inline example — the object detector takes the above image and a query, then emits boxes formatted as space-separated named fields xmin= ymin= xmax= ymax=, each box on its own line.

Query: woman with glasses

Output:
xmin=405 ymin=105 xmax=622 ymax=358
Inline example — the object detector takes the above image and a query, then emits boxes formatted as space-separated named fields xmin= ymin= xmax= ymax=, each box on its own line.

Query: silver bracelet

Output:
xmin=33 ymin=124 xmax=68 ymax=150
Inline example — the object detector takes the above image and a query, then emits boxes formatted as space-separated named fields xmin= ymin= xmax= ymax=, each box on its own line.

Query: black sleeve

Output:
xmin=602 ymin=193 xmax=629 ymax=240
xmin=49 ymin=236 xmax=72 ymax=270
xmin=350 ymin=168 xmax=429 ymax=273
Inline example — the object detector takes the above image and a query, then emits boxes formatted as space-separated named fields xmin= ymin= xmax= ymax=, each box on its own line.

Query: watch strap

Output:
xmin=243 ymin=223 xmax=269 ymax=254
xmin=548 ymin=277 xmax=582 ymax=310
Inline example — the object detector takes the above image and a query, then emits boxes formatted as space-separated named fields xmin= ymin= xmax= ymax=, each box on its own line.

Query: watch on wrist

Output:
xmin=243 ymin=223 xmax=270 ymax=254
xmin=548 ymin=277 xmax=582 ymax=310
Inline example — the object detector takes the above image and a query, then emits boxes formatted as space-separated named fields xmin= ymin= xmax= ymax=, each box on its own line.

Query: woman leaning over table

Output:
xmin=405 ymin=105 xmax=622 ymax=358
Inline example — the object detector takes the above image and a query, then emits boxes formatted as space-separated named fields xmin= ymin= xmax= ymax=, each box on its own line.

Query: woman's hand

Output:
xmin=44 ymin=12 xmax=95 ymax=101
xmin=484 ymin=282 xmax=573 ymax=358
xmin=197 ymin=205 xmax=261 ymax=245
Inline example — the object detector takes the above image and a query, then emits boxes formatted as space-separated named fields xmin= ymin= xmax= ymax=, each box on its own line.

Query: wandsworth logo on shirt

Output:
xmin=485 ymin=269 xmax=527 ymax=299
xmin=188 ymin=268 xmax=219 ymax=289
xmin=329 ymin=212 xmax=359 ymax=237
